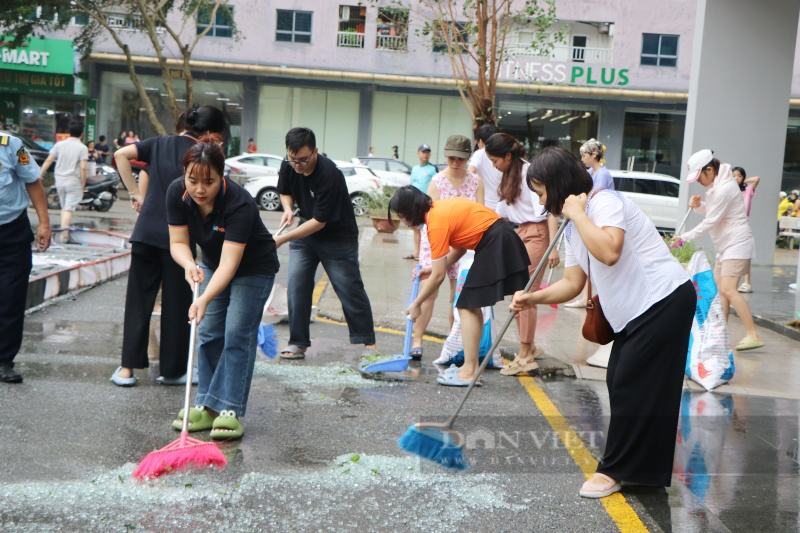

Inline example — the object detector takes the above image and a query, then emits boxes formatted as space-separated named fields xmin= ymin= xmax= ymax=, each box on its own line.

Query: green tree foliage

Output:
xmin=1 ymin=0 xmax=237 ymax=135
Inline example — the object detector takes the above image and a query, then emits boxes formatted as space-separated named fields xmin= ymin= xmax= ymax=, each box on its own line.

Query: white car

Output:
xmin=608 ymin=170 xmax=680 ymax=232
xmin=225 ymin=153 xmax=284 ymax=184
xmin=351 ymin=157 xmax=412 ymax=188
xmin=243 ymin=163 xmax=382 ymax=215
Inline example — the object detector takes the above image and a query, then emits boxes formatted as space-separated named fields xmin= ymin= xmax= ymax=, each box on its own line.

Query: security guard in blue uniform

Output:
xmin=0 ymin=133 xmax=51 ymax=383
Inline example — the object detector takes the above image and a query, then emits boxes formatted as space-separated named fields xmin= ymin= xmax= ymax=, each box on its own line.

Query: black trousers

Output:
xmin=597 ymin=280 xmax=696 ymax=486
xmin=121 ymin=242 xmax=192 ymax=378
xmin=0 ymin=212 xmax=34 ymax=367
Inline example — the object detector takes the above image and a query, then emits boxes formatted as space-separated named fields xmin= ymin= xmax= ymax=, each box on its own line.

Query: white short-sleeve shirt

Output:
xmin=468 ymin=148 xmax=502 ymax=211
xmin=495 ymin=162 xmax=548 ymax=224
xmin=565 ymin=190 xmax=689 ymax=332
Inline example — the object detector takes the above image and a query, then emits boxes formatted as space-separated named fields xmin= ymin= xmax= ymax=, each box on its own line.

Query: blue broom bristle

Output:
xmin=258 ymin=324 xmax=278 ymax=359
xmin=397 ymin=424 xmax=468 ymax=470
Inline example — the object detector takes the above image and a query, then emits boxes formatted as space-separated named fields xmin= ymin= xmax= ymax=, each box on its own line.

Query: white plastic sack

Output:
xmin=433 ymin=251 xmax=504 ymax=369
xmin=684 ymin=251 xmax=735 ymax=391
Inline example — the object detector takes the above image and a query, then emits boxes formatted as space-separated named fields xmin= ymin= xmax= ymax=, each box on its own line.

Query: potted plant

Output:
xmin=366 ymin=188 xmax=400 ymax=233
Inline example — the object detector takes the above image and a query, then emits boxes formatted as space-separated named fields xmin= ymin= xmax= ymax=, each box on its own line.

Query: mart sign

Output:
xmin=0 ymin=36 xmax=74 ymax=75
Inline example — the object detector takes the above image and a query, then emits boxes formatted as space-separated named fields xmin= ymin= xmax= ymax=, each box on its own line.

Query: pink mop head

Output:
xmin=132 ymin=431 xmax=227 ymax=480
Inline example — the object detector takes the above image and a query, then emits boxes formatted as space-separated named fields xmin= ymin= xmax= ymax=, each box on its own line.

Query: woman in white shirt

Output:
xmin=511 ymin=146 xmax=695 ymax=499
xmin=485 ymin=133 xmax=559 ymax=375
xmin=677 ymin=150 xmax=764 ymax=351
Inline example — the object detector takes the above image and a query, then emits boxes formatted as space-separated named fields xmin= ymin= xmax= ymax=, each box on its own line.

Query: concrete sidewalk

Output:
xmin=320 ymin=224 xmax=800 ymax=400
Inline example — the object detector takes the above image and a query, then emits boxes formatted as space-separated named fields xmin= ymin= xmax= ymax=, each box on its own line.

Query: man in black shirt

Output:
xmin=275 ymin=127 xmax=376 ymax=359
xmin=95 ymin=135 xmax=110 ymax=164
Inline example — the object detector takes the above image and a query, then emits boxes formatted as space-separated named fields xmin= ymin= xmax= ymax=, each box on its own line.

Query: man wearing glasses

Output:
xmin=274 ymin=128 xmax=377 ymax=359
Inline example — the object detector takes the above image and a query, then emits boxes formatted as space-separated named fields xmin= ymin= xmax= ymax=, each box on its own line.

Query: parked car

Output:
xmin=225 ymin=153 xmax=284 ymax=184
xmin=243 ymin=162 xmax=382 ymax=215
xmin=608 ymin=170 xmax=680 ymax=232
xmin=351 ymin=156 xmax=412 ymax=188
xmin=0 ymin=130 xmax=49 ymax=166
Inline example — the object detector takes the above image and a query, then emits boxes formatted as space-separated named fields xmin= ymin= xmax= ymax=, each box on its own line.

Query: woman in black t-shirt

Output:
xmin=166 ymin=136 xmax=278 ymax=440
xmin=111 ymin=106 xmax=227 ymax=388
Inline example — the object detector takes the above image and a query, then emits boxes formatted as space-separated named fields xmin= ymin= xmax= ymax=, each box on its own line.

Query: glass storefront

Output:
xmin=783 ymin=116 xmax=800 ymax=192
xmin=495 ymin=100 xmax=600 ymax=157
xmin=258 ymin=85 xmax=361 ymax=160
xmin=99 ymin=71 xmax=243 ymax=152
xmin=621 ymin=110 xmax=685 ymax=178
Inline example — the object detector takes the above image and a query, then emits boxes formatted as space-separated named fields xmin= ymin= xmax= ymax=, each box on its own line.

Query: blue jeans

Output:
xmin=288 ymin=236 xmax=375 ymax=348
xmin=195 ymin=267 xmax=273 ymax=417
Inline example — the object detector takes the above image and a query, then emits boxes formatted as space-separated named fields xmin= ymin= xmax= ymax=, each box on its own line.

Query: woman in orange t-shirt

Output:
xmin=389 ymin=186 xmax=530 ymax=386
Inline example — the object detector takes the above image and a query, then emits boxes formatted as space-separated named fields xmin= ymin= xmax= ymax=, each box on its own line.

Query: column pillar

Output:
xmin=679 ymin=0 xmax=800 ymax=263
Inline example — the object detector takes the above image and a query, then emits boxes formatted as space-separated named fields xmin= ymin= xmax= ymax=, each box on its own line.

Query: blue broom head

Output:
xmin=397 ymin=424 xmax=468 ymax=470
xmin=258 ymin=324 xmax=278 ymax=359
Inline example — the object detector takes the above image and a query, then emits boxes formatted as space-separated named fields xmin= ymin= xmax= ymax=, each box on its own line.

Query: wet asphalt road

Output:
xmin=3 ymin=203 xmax=800 ymax=532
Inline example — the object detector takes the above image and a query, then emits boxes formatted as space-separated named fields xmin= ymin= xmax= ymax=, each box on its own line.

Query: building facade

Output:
xmin=16 ymin=0 xmax=800 ymax=191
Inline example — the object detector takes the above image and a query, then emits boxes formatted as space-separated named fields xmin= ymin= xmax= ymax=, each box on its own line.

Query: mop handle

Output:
xmin=545 ymin=229 xmax=565 ymax=285
xmin=403 ymin=265 xmax=422 ymax=357
xmin=180 ymin=281 xmax=200 ymax=433
xmin=675 ymin=209 xmax=692 ymax=236
xmin=275 ymin=208 xmax=301 ymax=236
xmin=446 ymin=218 xmax=569 ymax=427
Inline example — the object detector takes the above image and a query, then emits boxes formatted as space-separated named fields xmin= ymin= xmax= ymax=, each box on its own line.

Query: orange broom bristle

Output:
xmin=132 ymin=431 xmax=227 ymax=480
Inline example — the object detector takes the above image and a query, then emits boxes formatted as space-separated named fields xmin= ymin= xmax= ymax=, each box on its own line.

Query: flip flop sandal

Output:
xmin=579 ymin=473 xmax=621 ymax=499
xmin=279 ymin=345 xmax=307 ymax=360
xmin=210 ymin=410 xmax=244 ymax=440
xmin=734 ymin=336 xmax=765 ymax=351
xmin=172 ymin=406 xmax=214 ymax=432
xmin=409 ymin=346 xmax=424 ymax=361
xmin=436 ymin=372 xmax=481 ymax=387
xmin=500 ymin=359 xmax=539 ymax=376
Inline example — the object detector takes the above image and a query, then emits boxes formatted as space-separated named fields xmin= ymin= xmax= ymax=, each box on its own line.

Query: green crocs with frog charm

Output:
xmin=210 ymin=409 xmax=244 ymax=440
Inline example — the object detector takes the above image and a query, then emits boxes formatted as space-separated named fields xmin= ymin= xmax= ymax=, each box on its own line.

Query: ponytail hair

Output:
xmin=183 ymin=105 xmax=227 ymax=135
xmin=485 ymin=133 xmax=526 ymax=205
xmin=182 ymin=134 xmax=225 ymax=184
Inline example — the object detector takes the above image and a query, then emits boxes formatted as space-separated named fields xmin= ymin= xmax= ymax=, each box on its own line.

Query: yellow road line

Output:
xmin=519 ymin=375 xmax=649 ymax=533
xmin=312 ymin=275 xmax=643 ymax=530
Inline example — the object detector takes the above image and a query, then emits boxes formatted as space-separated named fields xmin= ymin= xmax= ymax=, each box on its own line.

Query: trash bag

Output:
xmin=433 ymin=251 xmax=503 ymax=369
xmin=684 ymin=251 xmax=735 ymax=391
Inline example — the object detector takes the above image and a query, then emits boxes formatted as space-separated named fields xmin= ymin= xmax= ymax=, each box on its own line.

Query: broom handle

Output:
xmin=403 ymin=265 xmax=422 ymax=357
xmin=675 ymin=209 xmax=692 ymax=236
xmin=446 ymin=218 xmax=569 ymax=427
xmin=180 ymin=282 xmax=200 ymax=433
xmin=545 ymin=229 xmax=565 ymax=285
xmin=276 ymin=208 xmax=301 ymax=235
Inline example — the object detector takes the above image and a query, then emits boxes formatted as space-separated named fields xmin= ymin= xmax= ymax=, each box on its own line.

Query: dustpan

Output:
xmin=359 ymin=266 xmax=421 ymax=373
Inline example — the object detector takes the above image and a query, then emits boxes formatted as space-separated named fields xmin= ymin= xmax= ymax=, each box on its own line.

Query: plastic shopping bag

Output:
xmin=433 ymin=251 xmax=503 ymax=369
xmin=684 ymin=251 xmax=735 ymax=391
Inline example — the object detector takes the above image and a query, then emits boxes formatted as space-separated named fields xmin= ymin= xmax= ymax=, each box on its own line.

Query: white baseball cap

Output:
xmin=685 ymin=149 xmax=714 ymax=183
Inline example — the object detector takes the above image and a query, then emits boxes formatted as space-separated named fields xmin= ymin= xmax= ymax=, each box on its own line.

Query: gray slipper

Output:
xmin=279 ymin=345 xmax=307 ymax=360
xmin=110 ymin=366 xmax=138 ymax=387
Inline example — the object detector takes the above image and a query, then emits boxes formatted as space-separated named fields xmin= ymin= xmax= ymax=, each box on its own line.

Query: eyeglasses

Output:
xmin=285 ymin=153 xmax=314 ymax=167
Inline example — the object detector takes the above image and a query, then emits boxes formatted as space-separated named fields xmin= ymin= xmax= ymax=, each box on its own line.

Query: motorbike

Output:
xmin=46 ymin=166 xmax=119 ymax=212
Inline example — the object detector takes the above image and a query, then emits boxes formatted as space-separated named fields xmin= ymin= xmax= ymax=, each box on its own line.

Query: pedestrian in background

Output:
xmin=111 ymin=105 xmax=228 ymax=387
xmin=0 ymin=132 xmax=51 ymax=383
xmin=37 ymin=121 xmax=88 ymax=231
xmin=732 ymin=166 xmax=760 ymax=293
xmin=247 ymin=138 xmax=257 ymax=153
xmin=677 ymin=149 xmax=765 ymax=351
xmin=86 ymin=140 xmax=98 ymax=178
xmin=410 ymin=135 xmax=483 ymax=359
xmin=512 ymin=146 xmax=694 ymax=498
xmin=391 ymin=190 xmax=530 ymax=386
xmin=485 ymin=133 xmax=558 ymax=375
xmin=580 ymin=138 xmax=615 ymax=191
xmin=275 ymin=127 xmax=377 ymax=359
xmin=406 ymin=143 xmax=437 ymax=261
xmin=392 ymin=145 xmax=399 ymax=159
xmin=166 ymin=135 xmax=278 ymax=440
xmin=95 ymin=135 xmax=110 ymax=164
xmin=114 ymin=130 xmax=126 ymax=150
xmin=468 ymin=124 xmax=502 ymax=211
